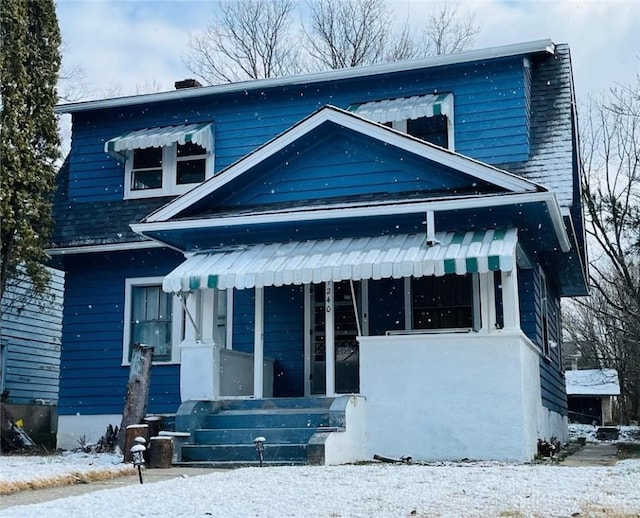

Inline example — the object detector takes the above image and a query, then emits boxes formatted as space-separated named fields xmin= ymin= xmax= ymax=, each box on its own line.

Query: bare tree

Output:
xmin=58 ymin=62 xmax=91 ymax=103
xmin=303 ymin=0 xmax=389 ymax=69
xmin=423 ymin=4 xmax=479 ymax=56
xmin=184 ymin=1 xmax=480 ymax=81
xmin=565 ymin=79 xmax=640 ymax=422
xmin=184 ymin=0 xmax=299 ymax=85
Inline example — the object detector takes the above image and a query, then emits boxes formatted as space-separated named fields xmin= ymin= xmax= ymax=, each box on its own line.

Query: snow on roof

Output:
xmin=565 ymin=368 xmax=621 ymax=396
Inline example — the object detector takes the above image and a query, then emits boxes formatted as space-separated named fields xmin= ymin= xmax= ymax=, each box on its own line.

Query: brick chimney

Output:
xmin=174 ymin=79 xmax=202 ymax=90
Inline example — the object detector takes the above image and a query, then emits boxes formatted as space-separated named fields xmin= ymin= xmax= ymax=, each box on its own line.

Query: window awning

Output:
xmin=348 ymin=93 xmax=453 ymax=124
xmin=104 ymin=122 xmax=214 ymax=157
xmin=162 ymin=228 xmax=517 ymax=293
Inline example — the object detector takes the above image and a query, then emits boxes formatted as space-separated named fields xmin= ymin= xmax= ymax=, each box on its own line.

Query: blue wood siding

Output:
xmin=0 ymin=269 xmax=64 ymax=404
xmin=539 ymin=276 xmax=567 ymax=415
xmin=213 ymin=127 xmax=499 ymax=207
xmin=57 ymin=249 xmax=184 ymax=416
xmin=518 ymin=266 xmax=567 ymax=415
xmin=264 ymin=286 xmax=304 ymax=397
xmin=67 ymin=57 xmax=529 ymax=203
xmin=230 ymin=287 xmax=305 ymax=396
xmin=231 ymin=289 xmax=254 ymax=353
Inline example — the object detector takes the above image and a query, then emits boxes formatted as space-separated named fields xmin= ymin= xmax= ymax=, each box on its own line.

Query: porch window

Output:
xmin=123 ymin=277 xmax=183 ymax=364
xmin=411 ymin=274 xmax=473 ymax=330
xmin=370 ymin=274 xmax=476 ymax=335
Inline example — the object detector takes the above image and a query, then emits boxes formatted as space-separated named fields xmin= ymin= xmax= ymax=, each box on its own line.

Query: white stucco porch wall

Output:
xmin=57 ymin=414 xmax=121 ymax=450
xmin=359 ymin=331 xmax=547 ymax=462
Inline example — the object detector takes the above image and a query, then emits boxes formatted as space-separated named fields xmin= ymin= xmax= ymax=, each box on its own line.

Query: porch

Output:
xmin=164 ymin=228 xmax=548 ymax=463
xmin=172 ymin=229 xmax=523 ymax=402
xmin=172 ymin=329 xmax=546 ymax=465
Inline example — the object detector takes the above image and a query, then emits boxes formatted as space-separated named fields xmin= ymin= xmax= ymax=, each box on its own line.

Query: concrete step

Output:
xmin=203 ymin=408 xmax=331 ymax=429
xmin=214 ymin=397 xmax=335 ymax=411
xmin=182 ymin=443 xmax=308 ymax=463
xmin=193 ymin=426 xmax=339 ymax=445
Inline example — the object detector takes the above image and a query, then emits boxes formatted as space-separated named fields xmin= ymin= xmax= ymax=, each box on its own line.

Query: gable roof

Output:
xmin=143 ymin=105 xmax=545 ymax=224
xmin=55 ymin=40 xmax=555 ymax=115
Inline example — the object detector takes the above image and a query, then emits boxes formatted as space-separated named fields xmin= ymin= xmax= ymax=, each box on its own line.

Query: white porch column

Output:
xmin=325 ymin=281 xmax=336 ymax=396
xmin=253 ymin=287 xmax=264 ymax=398
xmin=179 ymin=291 xmax=221 ymax=401
xmin=478 ymin=272 xmax=496 ymax=332
xmin=200 ymin=289 xmax=216 ymax=342
xmin=502 ymin=269 xmax=521 ymax=330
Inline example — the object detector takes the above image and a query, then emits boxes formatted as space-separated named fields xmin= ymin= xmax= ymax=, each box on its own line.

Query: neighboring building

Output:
xmin=0 ymin=268 xmax=65 ymax=447
xmin=51 ymin=39 xmax=588 ymax=462
xmin=566 ymin=369 xmax=620 ymax=425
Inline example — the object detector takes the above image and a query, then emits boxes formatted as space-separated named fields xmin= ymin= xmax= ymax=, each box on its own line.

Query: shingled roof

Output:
xmin=505 ymin=44 xmax=577 ymax=211
xmin=50 ymin=159 xmax=173 ymax=249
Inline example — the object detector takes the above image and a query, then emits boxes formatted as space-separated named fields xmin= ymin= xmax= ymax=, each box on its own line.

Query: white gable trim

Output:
xmin=132 ymin=191 xmax=571 ymax=253
xmin=144 ymin=107 xmax=543 ymax=224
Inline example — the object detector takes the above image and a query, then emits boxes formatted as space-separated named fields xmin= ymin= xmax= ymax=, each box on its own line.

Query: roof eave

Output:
xmin=55 ymin=39 xmax=555 ymax=115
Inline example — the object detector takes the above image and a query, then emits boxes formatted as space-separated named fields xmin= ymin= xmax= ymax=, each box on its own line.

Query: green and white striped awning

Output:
xmin=104 ymin=122 xmax=214 ymax=157
xmin=163 ymin=228 xmax=518 ymax=293
xmin=348 ymin=93 xmax=453 ymax=124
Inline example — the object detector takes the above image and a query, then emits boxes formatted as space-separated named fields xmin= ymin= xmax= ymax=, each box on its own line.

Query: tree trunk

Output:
xmin=117 ymin=343 xmax=154 ymax=452
xmin=149 ymin=436 xmax=173 ymax=468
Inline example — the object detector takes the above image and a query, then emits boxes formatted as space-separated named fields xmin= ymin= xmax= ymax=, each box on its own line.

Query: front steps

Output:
xmin=177 ymin=397 xmax=345 ymax=467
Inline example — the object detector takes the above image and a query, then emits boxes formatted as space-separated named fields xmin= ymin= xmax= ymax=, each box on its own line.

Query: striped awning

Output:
xmin=348 ymin=93 xmax=452 ymax=124
xmin=104 ymin=122 xmax=214 ymax=156
xmin=162 ymin=228 xmax=517 ymax=293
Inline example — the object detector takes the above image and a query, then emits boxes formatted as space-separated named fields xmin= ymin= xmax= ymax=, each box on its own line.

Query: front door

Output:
xmin=309 ymin=281 xmax=360 ymax=395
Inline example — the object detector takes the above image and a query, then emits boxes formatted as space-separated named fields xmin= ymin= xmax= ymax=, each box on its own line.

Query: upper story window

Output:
xmin=105 ymin=122 xmax=214 ymax=199
xmin=349 ymin=93 xmax=455 ymax=150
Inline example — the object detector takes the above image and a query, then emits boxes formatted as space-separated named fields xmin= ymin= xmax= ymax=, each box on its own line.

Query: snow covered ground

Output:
xmin=0 ymin=452 xmax=132 ymax=493
xmin=569 ymin=423 xmax=640 ymax=443
xmin=0 ymin=426 xmax=638 ymax=517
xmin=1 ymin=452 xmax=639 ymax=517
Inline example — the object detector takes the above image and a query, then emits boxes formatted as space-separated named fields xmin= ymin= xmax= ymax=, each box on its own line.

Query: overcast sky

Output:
xmin=56 ymin=0 xmax=638 ymax=104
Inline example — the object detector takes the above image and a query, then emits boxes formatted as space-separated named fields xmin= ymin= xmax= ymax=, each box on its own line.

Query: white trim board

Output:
xmin=133 ymin=191 xmax=571 ymax=253
xmin=143 ymin=106 xmax=544 ymax=224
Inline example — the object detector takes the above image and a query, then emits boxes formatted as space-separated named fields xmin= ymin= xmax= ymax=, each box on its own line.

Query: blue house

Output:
xmin=51 ymin=39 xmax=587 ymax=463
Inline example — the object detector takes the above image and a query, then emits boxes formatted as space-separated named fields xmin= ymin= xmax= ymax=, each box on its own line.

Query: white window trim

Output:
xmin=122 ymin=276 xmax=183 ymax=365
xmin=124 ymin=144 xmax=214 ymax=200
